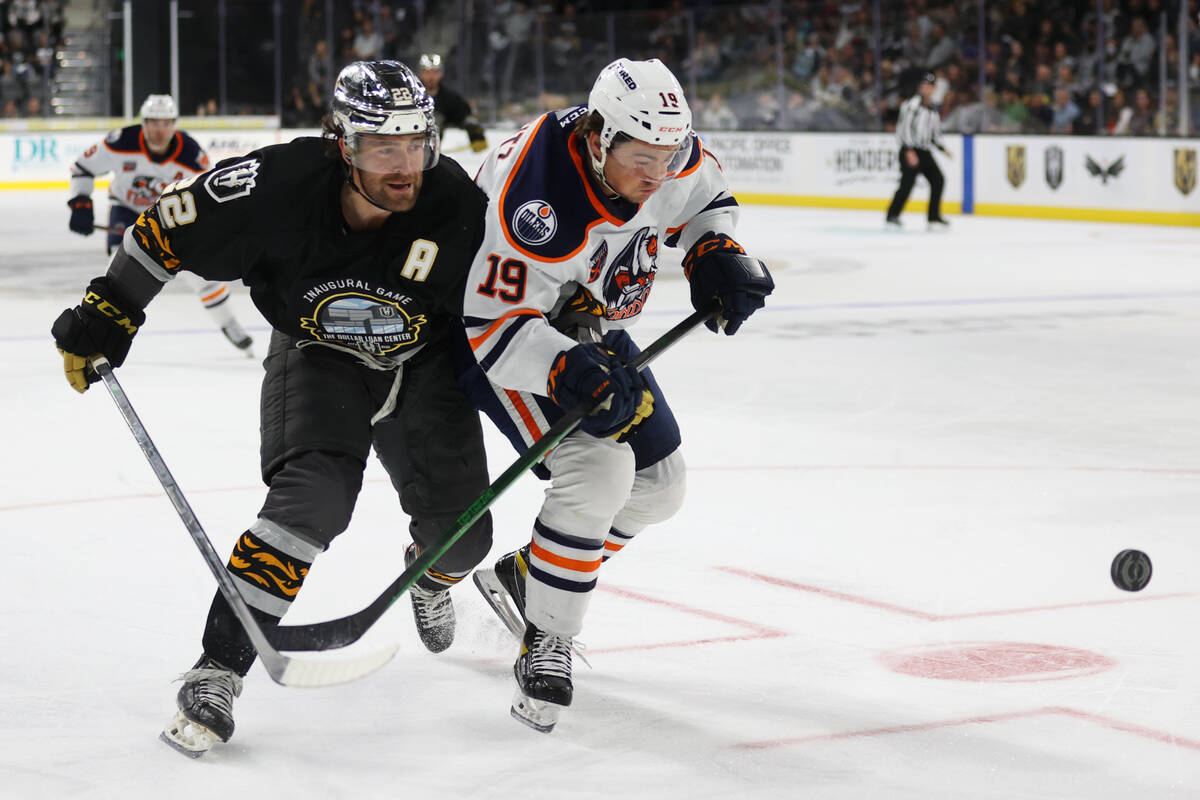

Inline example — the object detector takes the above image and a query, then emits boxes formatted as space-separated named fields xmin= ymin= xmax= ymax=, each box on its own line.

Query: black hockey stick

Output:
xmin=91 ymin=356 xmax=399 ymax=687
xmin=268 ymin=308 xmax=716 ymax=651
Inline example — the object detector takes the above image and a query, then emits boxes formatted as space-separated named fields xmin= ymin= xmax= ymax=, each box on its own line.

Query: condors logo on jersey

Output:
xmin=300 ymin=285 xmax=427 ymax=356
xmin=598 ymin=227 xmax=657 ymax=320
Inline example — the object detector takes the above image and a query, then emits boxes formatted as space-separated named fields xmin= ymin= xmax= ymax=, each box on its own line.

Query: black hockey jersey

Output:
xmin=124 ymin=137 xmax=487 ymax=363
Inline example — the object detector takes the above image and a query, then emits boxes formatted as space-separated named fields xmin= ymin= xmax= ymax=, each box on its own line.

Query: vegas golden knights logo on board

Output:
xmin=1006 ymin=145 xmax=1025 ymax=189
xmin=1174 ymin=148 xmax=1196 ymax=196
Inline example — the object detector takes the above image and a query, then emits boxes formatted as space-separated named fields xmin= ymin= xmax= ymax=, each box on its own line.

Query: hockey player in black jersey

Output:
xmin=418 ymin=53 xmax=488 ymax=153
xmin=51 ymin=61 xmax=493 ymax=757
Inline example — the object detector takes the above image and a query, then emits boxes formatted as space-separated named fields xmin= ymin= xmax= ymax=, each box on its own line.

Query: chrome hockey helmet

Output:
xmin=586 ymin=58 xmax=693 ymax=175
xmin=330 ymin=60 xmax=439 ymax=171
xmin=139 ymin=94 xmax=178 ymax=120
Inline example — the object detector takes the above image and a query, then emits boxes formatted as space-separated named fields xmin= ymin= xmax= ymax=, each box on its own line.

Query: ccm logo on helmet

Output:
xmin=390 ymin=87 xmax=413 ymax=104
xmin=618 ymin=70 xmax=637 ymax=90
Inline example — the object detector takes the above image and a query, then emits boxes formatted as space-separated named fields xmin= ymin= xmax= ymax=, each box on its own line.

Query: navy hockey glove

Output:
xmin=682 ymin=232 xmax=774 ymax=335
xmin=547 ymin=343 xmax=654 ymax=441
xmin=51 ymin=277 xmax=146 ymax=393
xmin=67 ymin=195 xmax=94 ymax=236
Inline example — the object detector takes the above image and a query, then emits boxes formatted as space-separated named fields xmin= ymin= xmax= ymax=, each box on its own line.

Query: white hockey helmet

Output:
xmin=139 ymin=94 xmax=178 ymax=120
xmin=330 ymin=60 xmax=439 ymax=170
xmin=588 ymin=58 xmax=692 ymax=150
xmin=418 ymin=53 xmax=443 ymax=72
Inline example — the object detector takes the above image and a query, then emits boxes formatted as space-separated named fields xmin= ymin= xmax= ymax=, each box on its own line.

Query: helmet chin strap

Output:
xmin=586 ymin=137 xmax=622 ymax=200
xmin=342 ymin=157 xmax=394 ymax=213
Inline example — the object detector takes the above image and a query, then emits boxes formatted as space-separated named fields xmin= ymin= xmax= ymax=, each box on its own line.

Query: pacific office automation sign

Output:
xmin=974 ymin=135 xmax=1200 ymax=214
xmin=700 ymin=132 xmax=961 ymax=202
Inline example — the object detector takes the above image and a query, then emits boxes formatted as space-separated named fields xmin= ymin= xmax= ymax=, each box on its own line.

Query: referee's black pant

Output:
xmin=886 ymin=146 xmax=944 ymax=222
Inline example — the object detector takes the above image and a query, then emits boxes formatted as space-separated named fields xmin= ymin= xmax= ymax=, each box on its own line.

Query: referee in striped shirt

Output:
xmin=885 ymin=73 xmax=951 ymax=231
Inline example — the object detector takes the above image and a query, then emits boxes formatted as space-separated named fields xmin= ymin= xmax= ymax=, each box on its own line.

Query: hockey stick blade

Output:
xmin=269 ymin=308 xmax=716 ymax=652
xmin=91 ymin=356 xmax=398 ymax=687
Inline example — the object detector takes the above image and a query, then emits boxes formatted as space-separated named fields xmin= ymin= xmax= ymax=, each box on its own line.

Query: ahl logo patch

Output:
xmin=204 ymin=158 xmax=261 ymax=203
xmin=511 ymin=200 xmax=557 ymax=246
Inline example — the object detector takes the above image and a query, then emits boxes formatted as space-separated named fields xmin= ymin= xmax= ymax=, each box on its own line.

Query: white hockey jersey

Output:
xmin=464 ymin=106 xmax=739 ymax=395
xmin=69 ymin=124 xmax=210 ymax=212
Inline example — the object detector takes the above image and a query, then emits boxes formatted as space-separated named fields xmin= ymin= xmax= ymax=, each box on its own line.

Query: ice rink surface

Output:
xmin=1 ymin=187 xmax=1198 ymax=799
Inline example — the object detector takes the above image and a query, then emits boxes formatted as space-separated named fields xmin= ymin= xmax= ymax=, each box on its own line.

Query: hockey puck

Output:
xmin=1110 ymin=549 xmax=1152 ymax=592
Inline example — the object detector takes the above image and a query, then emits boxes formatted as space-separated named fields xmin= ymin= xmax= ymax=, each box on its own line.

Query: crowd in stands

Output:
xmin=0 ymin=0 xmax=62 ymax=118
xmin=3 ymin=0 xmax=1196 ymax=137
xmin=451 ymin=0 xmax=1200 ymax=137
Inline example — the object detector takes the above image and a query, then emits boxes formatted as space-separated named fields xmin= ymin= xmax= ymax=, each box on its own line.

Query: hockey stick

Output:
xmin=269 ymin=308 xmax=716 ymax=651
xmin=90 ymin=356 xmax=399 ymax=687
xmin=93 ymin=224 xmax=118 ymax=234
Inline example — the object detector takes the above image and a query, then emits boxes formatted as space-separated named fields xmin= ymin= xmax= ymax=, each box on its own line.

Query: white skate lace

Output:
xmin=177 ymin=667 xmax=243 ymax=715
xmin=410 ymin=585 xmax=454 ymax=629
xmin=530 ymin=632 xmax=573 ymax=679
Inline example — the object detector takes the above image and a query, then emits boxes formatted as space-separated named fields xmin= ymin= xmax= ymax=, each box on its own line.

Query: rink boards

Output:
xmin=0 ymin=121 xmax=1195 ymax=226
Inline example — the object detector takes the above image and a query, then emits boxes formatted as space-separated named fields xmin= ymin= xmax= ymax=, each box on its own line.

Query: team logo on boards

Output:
xmin=1084 ymin=154 xmax=1125 ymax=185
xmin=511 ymin=200 xmax=557 ymax=246
xmin=1005 ymin=145 xmax=1025 ymax=188
xmin=300 ymin=290 xmax=426 ymax=356
xmin=204 ymin=158 xmax=260 ymax=203
xmin=1044 ymin=146 xmax=1063 ymax=190
xmin=600 ymin=227 xmax=657 ymax=321
xmin=1174 ymin=148 xmax=1196 ymax=196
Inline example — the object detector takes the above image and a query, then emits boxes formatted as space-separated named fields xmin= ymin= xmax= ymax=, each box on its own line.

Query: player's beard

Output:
xmin=358 ymin=167 xmax=423 ymax=212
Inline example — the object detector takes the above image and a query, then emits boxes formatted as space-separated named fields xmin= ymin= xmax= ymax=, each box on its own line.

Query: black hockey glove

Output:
xmin=51 ymin=277 xmax=146 ymax=393
xmin=547 ymin=342 xmax=654 ymax=441
xmin=682 ymin=232 xmax=775 ymax=335
xmin=67 ymin=195 xmax=94 ymax=236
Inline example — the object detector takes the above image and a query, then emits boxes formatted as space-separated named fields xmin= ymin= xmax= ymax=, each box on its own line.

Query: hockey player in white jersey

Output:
xmin=466 ymin=58 xmax=774 ymax=732
xmin=67 ymin=94 xmax=254 ymax=354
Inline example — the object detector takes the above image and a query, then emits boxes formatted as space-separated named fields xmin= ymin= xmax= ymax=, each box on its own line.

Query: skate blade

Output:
xmin=160 ymin=709 xmax=222 ymax=758
xmin=473 ymin=569 xmax=526 ymax=639
xmin=510 ymin=688 xmax=566 ymax=734
xmin=473 ymin=570 xmax=593 ymax=668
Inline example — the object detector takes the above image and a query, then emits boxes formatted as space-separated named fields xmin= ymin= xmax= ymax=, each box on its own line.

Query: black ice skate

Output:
xmin=472 ymin=544 xmax=530 ymax=639
xmin=512 ymin=622 xmax=574 ymax=733
xmin=160 ymin=655 xmax=244 ymax=758
xmin=405 ymin=543 xmax=456 ymax=653
xmin=220 ymin=321 xmax=254 ymax=356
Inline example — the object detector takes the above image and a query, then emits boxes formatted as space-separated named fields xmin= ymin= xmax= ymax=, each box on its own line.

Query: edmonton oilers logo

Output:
xmin=512 ymin=200 xmax=557 ymax=246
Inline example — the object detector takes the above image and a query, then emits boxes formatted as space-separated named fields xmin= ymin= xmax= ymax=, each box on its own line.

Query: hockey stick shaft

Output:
xmin=270 ymin=308 xmax=715 ymax=651
xmin=91 ymin=357 xmax=397 ymax=686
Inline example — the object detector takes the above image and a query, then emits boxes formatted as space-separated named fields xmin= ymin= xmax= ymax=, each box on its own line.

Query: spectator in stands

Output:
xmin=1049 ymin=87 xmax=1080 ymax=134
xmin=697 ymin=91 xmax=738 ymax=131
xmin=1028 ymin=63 xmax=1054 ymax=99
xmin=1127 ymin=87 xmax=1155 ymax=134
xmin=1076 ymin=89 xmax=1104 ymax=135
xmin=1117 ymin=17 xmax=1156 ymax=89
xmin=1000 ymin=87 xmax=1030 ymax=128
xmin=900 ymin=21 xmax=929 ymax=70
xmin=308 ymin=39 xmax=329 ymax=100
xmin=1026 ymin=90 xmax=1052 ymax=131
xmin=1153 ymin=85 xmax=1180 ymax=135
xmin=2 ymin=98 xmax=18 ymax=118
xmin=1107 ymin=88 xmax=1134 ymax=134
xmin=926 ymin=22 xmax=957 ymax=70
xmin=351 ymin=16 xmax=382 ymax=61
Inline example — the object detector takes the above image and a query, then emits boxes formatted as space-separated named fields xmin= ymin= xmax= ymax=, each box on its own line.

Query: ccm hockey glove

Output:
xmin=547 ymin=342 xmax=654 ymax=441
xmin=67 ymin=195 xmax=94 ymax=235
xmin=51 ymin=277 xmax=146 ymax=393
xmin=682 ymin=232 xmax=775 ymax=335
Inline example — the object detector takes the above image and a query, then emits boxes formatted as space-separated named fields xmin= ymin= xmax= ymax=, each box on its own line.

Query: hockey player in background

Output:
xmin=51 ymin=61 xmax=494 ymax=756
xmin=418 ymin=52 xmax=488 ymax=153
xmin=467 ymin=58 xmax=774 ymax=732
xmin=67 ymin=94 xmax=255 ymax=353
